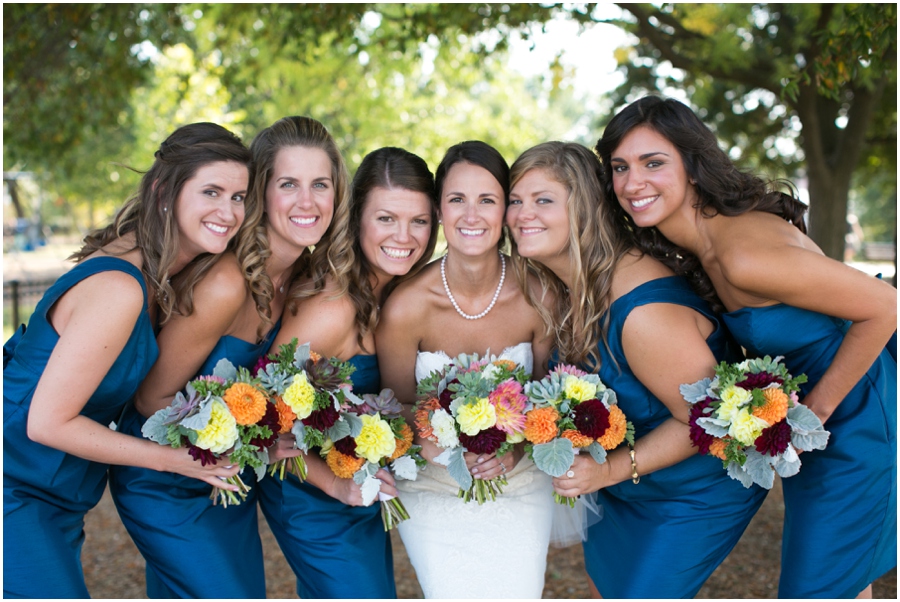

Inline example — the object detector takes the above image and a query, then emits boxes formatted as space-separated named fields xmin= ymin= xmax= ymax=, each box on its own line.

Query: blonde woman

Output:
xmin=3 ymin=123 xmax=251 ymax=598
xmin=106 ymin=116 xmax=346 ymax=598
xmin=506 ymin=141 xmax=766 ymax=598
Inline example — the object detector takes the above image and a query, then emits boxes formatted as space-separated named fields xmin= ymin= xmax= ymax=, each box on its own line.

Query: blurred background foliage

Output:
xmin=3 ymin=3 xmax=896 ymax=263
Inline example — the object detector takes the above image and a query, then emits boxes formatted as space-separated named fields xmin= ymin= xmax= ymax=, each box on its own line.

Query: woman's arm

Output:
xmin=25 ymin=270 xmax=241 ymax=490
xmin=553 ymin=302 xmax=717 ymax=496
xmin=721 ymin=234 xmax=897 ymax=423
xmin=134 ymin=255 xmax=248 ymax=417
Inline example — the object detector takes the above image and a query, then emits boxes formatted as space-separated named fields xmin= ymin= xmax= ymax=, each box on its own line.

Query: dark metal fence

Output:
xmin=4 ymin=278 xmax=56 ymax=330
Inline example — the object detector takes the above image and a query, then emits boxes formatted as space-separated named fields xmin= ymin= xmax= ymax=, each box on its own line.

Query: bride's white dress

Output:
xmin=396 ymin=342 xmax=554 ymax=598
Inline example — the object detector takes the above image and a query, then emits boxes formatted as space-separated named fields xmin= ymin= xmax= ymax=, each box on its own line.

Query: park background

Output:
xmin=3 ymin=3 xmax=897 ymax=598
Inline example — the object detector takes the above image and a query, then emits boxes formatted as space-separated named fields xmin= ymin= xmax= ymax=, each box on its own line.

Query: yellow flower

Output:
xmin=564 ymin=376 xmax=597 ymax=402
xmin=283 ymin=373 xmax=316 ymax=420
xmin=716 ymin=386 xmax=752 ymax=422
xmin=729 ymin=408 xmax=768 ymax=446
xmin=354 ymin=414 xmax=397 ymax=463
xmin=456 ymin=397 xmax=496 ymax=436
xmin=195 ymin=399 xmax=239 ymax=454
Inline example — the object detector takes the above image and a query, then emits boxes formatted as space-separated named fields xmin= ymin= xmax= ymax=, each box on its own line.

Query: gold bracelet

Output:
xmin=629 ymin=444 xmax=640 ymax=484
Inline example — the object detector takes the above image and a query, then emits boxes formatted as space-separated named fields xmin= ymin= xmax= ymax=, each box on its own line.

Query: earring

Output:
xmin=163 ymin=206 xmax=168 ymax=213
xmin=689 ymin=178 xmax=697 ymax=185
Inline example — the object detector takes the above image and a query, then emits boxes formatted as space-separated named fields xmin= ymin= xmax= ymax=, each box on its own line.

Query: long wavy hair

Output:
xmin=595 ymin=95 xmax=808 ymax=312
xmin=311 ymin=147 xmax=438 ymax=352
xmin=434 ymin=140 xmax=510 ymax=251
xmin=248 ymin=116 xmax=351 ymax=325
xmin=509 ymin=141 xmax=631 ymax=372
xmin=71 ymin=122 xmax=252 ymax=324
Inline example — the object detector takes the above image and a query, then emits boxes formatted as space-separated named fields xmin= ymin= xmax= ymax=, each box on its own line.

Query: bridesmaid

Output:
xmin=3 ymin=123 xmax=250 ymax=598
xmin=257 ymin=146 xmax=438 ymax=598
xmin=595 ymin=96 xmax=896 ymax=598
xmin=506 ymin=141 xmax=768 ymax=598
xmin=107 ymin=116 xmax=341 ymax=597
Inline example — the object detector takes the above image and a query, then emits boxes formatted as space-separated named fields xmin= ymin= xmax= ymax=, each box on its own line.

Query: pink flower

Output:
xmin=196 ymin=375 xmax=226 ymax=385
xmin=490 ymin=380 xmax=527 ymax=434
xmin=551 ymin=364 xmax=589 ymax=378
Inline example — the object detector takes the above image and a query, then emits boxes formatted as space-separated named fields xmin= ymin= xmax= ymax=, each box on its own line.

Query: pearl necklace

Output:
xmin=441 ymin=252 xmax=506 ymax=320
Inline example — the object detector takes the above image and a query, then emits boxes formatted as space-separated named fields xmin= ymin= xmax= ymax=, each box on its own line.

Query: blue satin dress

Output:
xmin=257 ymin=353 xmax=397 ymax=598
xmin=583 ymin=277 xmax=768 ymax=598
xmin=3 ymin=257 xmax=159 ymax=598
xmin=723 ymin=304 xmax=896 ymax=597
xmin=108 ymin=322 xmax=280 ymax=598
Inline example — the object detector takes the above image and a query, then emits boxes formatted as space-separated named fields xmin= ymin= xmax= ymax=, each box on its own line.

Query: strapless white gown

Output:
xmin=397 ymin=342 xmax=554 ymax=598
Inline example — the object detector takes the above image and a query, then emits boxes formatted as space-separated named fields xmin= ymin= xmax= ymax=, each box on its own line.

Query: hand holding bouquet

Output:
xmin=256 ymin=338 xmax=355 ymax=482
xmin=681 ymin=355 xmax=829 ymax=489
xmin=142 ymin=359 xmax=279 ymax=506
xmin=415 ymin=352 xmax=531 ymax=504
xmin=323 ymin=389 xmax=424 ymax=530
xmin=523 ymin=364 xmax=633 ymax=506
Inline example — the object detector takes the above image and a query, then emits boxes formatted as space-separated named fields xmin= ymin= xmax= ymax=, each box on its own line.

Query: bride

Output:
xmin=377 ymin=141 xmax=556 ymax=598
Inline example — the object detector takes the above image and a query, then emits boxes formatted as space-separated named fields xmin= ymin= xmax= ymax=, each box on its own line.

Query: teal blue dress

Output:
xmin=257 ymin=353 xmax=397 ymax=598
xmin=582 ymin=277 xmax=768 ymax=598
xmin=108 ymin=322 xmax=280 ymax=598
xmin=723 ymin=304 xmax=896 ymax=597
xmin=3 ymin=257 xmax=159 ymax=598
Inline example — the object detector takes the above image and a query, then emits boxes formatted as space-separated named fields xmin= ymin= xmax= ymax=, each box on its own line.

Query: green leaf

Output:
xmin=531 ymin=438 xmax=576 ymax=477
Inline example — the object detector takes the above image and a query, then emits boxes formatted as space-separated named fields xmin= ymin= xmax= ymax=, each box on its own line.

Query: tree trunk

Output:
xmin=5 ymin=178 xmax=24 ymax=219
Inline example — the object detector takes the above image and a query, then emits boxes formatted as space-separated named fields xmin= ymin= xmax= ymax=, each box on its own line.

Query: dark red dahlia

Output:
xmin=186 ymin=439 xmax=219 ymax=466
xmin=334 ymin=436 xmax=357 ymax=456
xmin=302 ymin=404 xmax=340 ymax=431
xmin=736 ymin=372 xmax=783 ymax=390
xmin=689 ymin=398 xmax=715 ymax=455
xmin=250 ymin=402 xmax=280 ymax=449
xmin=252 ymin=354 xmax=273 ymax=377
xmin=459 ymin=427 xmax=506 ymax=455
xmin=754 ymin=419 xmax=792 ymax=456
xmin=439 ymin=379 xmax=459 ymax=411
xmin=572 ymin=399 xmax=610 ymax=439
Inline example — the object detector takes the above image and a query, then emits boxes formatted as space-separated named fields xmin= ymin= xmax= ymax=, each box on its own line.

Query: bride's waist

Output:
xmin=396 ymin=456 xmax=549 ymax=495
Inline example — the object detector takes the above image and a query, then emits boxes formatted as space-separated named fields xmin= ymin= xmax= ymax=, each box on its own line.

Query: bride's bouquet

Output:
xmin=322 ymin=389 xmax=425 ymax=530
xmin=256 ymin=338 xmax=356 ymax=482
xmin=523 ymin=364 xmax=633 ymax=506
xmin=142 ymin=359 xmax=280 ymax=506
xmin=415 ymin=352 xmax=531 ymax=504
xmin=681 ymin=355 xmax=829 ymax=489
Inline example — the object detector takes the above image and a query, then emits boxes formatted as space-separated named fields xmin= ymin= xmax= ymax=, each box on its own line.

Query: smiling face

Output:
xmin=174 ymin=160 xmax=249 ymax=262
xmin=439 ymin=162 xmax=505 ymax=257
xmin=265 ymin=145 xmax=336 ymax=258
xmin=609 ymin=125 xmax=697 ymax=230
xmin=507 ymin=168 xmax=570 ymax=273
xmin=359 ymin=186 xmax=433 ymax=285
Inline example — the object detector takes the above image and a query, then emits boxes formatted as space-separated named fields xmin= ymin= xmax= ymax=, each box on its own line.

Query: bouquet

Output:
xmin=523 ymin=364 xmax=633 ymax=506
xmin=322 ymin=388 xmax=425 ymax=530
xmin=256 ymin=338 xmax=355 ymax=482
xmin=681 ymin=355 xmax=829 ymax=489
xmin=142 ymin=359 xmax=280 ymax=506
xmin=415 ymin=352 xmax=531 ymax=504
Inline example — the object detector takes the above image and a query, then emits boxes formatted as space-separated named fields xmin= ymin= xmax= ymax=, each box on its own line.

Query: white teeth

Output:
xmin=459 ymin=228 xmax=485 ymax=236
xmin=291 ymin=216 xmax=317 ymax=226
xmin=520 ymin=228 xmax=543 ymax=235
xmin=382 ymin=247 xmax=412 ymax=259
xmin=204 ymin=223 xmax=228 ymax=234
xmin=631 ymin=196 xmax=657 ymax=208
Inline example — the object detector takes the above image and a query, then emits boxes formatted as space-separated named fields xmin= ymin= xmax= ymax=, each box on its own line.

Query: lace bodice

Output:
xmin=414 ymin=342 xmax=534 ymax=383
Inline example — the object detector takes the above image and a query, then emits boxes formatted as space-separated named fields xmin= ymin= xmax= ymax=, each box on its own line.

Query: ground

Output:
xmin=83 ymin=477 xmax=896 ymax=598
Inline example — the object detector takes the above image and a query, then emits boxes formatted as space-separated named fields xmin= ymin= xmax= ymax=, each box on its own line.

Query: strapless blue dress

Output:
xmin=108 ymin=321 xmax=280 ymax=598
xmin=723 ymin=304 xmax=896 ymax=597
xmin=3 ymin=257 xmax=159 ymax=598
xmin=582 ymin=277 xmax=768 ymax=598
xmin=257 ymin=353 xmax=397 ymax=598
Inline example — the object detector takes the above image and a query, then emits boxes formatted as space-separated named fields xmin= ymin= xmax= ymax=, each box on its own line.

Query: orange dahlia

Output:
xmin=523 ymin=407 xmax=560 ymax=444
xmin=562 ymin=429 xmax=594 ymax=448
xmin=325 ymin=448 xmax=365 ymax=478
xmin=492 ymin=359 xmax=518 ymax=372
xmin=598 ymin=404 xmax=627 ymax=450
xmin=223 ymin=382 xmax=268 ymax=426
xmin=389 ymin=423 xmax=415 ymax=460
xmin=709 ymin=438 xmax=728 ymax=460
xmin=274 ymin=396 xmax=297 ymax=434
xmin=752 ymin=388 xmax=789 ymax=425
